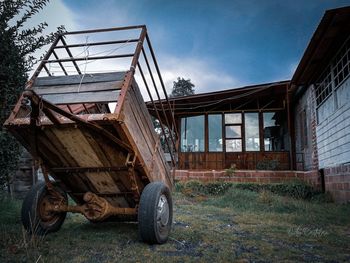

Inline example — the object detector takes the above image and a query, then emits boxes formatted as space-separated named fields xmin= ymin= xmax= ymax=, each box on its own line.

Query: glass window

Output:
xmin=208 ymin=114 xmax=223 ymax=152
xmin=333 ymin=37 xmax=350 ymax=88
xmin=225 ymin=113 xmax=241 ymax=124
xmin=225 ymin=139 xmax=242 ymax=152
xmin=225 ymin=126 xmax=241 ymax=138
xmin=245 ymin=113 xmax=260 ymax=151
xmin=181 ymin=115 xmax=204 ymax=152
xmin=263 ymin=112 xmax=286 ymax=151
xmin=315 ymin=65 xmax=332 ymax=107
xmin=315 ymin=39 xmax=350 ymax=107
xmin=224 ymin=113 xmax=242 ymax=152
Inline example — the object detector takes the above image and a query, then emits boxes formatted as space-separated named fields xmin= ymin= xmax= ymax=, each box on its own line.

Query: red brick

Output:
xmin=251 ymin=172 xmax=260 ymax=178
xmin=197 ymin=172 xmax=204 ymax=177
xmin=296 ymin=172 xmax=304 ymax=178
xmin=284 ymin=172 xmax=294 ymax=178
xmin=234 ymin=171 xmax=244 ymax=177
xmin=246 ymin=178 xmax=258 ymax=182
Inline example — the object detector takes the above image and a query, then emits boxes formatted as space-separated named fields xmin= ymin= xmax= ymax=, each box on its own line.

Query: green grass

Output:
xmin=1 ymin=184 xmax=350 ymax=262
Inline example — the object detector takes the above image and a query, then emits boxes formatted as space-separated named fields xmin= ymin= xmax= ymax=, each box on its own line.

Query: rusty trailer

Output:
xmin=4 ymin=25 xmax=178 ymax=244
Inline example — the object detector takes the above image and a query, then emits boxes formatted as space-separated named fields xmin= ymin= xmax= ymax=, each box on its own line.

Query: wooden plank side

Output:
xmin=130 ymin=82 xmax=171 ymax=184
xmin=131 ymin=83 xmax=173 ymax=184
xmin=132 ymin=80 xmax=172 ymax=181
xmin=81 ymin=129 xmax=131 ymax=207
xmin=90 ymin=130 xmax=133 ymax=189
xmin=122 ymin=98 xmax=154 ymax=168
xmin=34 ymin=72 xmax=126 ymax=86
xmin=42 ymin=90 xmax=120 ymax=104
xmin=128 ymin=92 xmax=166 ymax=184
xmin=131 ymin=79 xmax=159 ymax=143
xmin=33 ymin=81 xmax=123 ymax=95
xmin=51 ymin=127 xmax=124 ymax=196
xmin=121 ymin=98 xmax=156 ymax=185
xmin=131 ymin=81 xmax=170 ymax=173
xmin=122 ymin=89 xmax=171 ymax=188
xmin=41 ymin=129 xmax=94 ymax=198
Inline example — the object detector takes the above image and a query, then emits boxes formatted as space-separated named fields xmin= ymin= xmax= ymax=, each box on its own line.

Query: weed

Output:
xmin=225 ymin=163 xmax=236 ymax=177
xmin=235 ymin=181 xmax=323 ymax=200
xmin=258 ymin=189 xmax=273 ymax=204
xmin=177 ymin=181 xmax=233 ymax=197
xmin=256 ymin=158 xmax=279 ymax=170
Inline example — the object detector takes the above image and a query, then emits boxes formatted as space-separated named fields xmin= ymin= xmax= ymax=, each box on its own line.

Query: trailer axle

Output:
xmin=45 ymin=192 xmax=137 ymax=221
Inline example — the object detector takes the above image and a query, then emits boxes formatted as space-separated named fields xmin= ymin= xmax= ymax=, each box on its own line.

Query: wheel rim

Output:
xmin=157 ymin=194 xmax=169 ymax=229
xmin=38 ymin=194 xmax=62 ymax=228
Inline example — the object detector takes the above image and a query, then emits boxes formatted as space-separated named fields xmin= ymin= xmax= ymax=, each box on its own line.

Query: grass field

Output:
xmin=1 ymin=183 xmax=350 ymax=262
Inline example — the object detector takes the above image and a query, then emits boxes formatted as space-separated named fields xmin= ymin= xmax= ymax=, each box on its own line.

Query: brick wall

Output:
xmin=175 ymin=166 xmax=350 ymax=203
xmin=324 ymin=163 xmax=350 ymax=203
xmin=175 ymin=169 xmax=320 ymax=187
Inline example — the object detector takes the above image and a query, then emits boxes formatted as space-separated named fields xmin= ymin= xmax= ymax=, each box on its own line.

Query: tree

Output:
xmin=0 ymin=0 xmax=64 ymax=190
xmin=170 ymin=77 xmax=195 ymax=97
xmin=151 ymin=77 xmax=195 ymax=153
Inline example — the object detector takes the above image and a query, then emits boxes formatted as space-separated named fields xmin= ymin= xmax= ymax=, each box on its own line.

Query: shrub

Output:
xmin=235 ymin=181 xmax=323 ymax=200
xmin=258 ymin=189 xmax=273 ymax=204
xmin=175 ymin=180 xmax=328 ymax=202
xmin=175 ymin=181 xmax=233 ymax=196
xmin=256 ymin=158 xmax=279 ymax=170
xmin=225 ymin=163 xmax=236 ymax=177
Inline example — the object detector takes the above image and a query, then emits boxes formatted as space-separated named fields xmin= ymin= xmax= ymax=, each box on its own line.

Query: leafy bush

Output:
xmin=225 ymin=163 xmax=236 ymax=177
xmin=176 ymin=181 xmax=233 ymax=196
xmin=0 ymin=0 xmax=65 ymax=190
xmin=235 ymin=181 xmax=323 ymax=200
xmin=175 ymin=180 xmax=330 ymax=202
xmin=256 ymin=158 xmax=280 ymax=170
xmin=258 ymin=189 xmax=273 ymax=204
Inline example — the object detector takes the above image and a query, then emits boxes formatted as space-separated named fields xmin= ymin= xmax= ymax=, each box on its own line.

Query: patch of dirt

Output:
xmin=262 ymin=238 xmax=325 ymax=262
xmin=173 ymin=221 xmax=190 ymax=228
xmin=161 ymin=240 xmax=203 ymax=258
xmin=232 ymin=240 xmax=260 ymax=258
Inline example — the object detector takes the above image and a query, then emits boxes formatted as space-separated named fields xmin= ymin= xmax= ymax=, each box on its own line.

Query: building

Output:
xmin=290 ymin=6 xmax=350 ymax=203
xmin=150 ymin=80 xmax=292 ymax=171
xmin=149 ymin=6 xmax=350 ymax=203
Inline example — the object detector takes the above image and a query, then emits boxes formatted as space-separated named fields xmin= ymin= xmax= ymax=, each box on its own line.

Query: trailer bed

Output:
xmin=4 ymin=27 xmax=178 ymax=244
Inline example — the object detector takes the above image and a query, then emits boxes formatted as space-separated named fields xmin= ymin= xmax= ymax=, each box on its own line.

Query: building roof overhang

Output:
xmin=291 ymin=6 xmax=350 ymax=89
xmin=147 ymin=80 xmax=290 ymax=121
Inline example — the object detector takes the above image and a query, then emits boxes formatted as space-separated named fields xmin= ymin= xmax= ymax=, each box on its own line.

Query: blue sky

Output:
xmin=33 ymin=0 xmax=350 ymax=93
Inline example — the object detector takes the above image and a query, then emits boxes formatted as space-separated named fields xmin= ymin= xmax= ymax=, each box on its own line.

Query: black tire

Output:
xmin=138 ymin=182 xmax=173 ymax=244
xmin=21 ymin=182 xmax=67 ymax=235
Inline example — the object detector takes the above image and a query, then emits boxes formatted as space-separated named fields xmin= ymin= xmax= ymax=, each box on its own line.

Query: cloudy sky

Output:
xmin=27 ymin=0 xmax=349 ymax=94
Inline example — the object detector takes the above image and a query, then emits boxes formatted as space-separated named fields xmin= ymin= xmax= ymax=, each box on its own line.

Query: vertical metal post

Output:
xmin=114 ymin=26 xmax=147 ymax=115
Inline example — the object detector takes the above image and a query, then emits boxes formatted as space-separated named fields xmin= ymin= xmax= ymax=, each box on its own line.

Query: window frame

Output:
xmin=244 ymin=112 xmax=260 ymax=152
xmin=208 ymin=113 xmax=223 ymax=152
xmin=224 ymin=113 xmax=243 ymax=152
xmin=180 ymin=114 xmax=205 ymax=153
xmin=315 ymin=35 xmax=350 ymax=116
